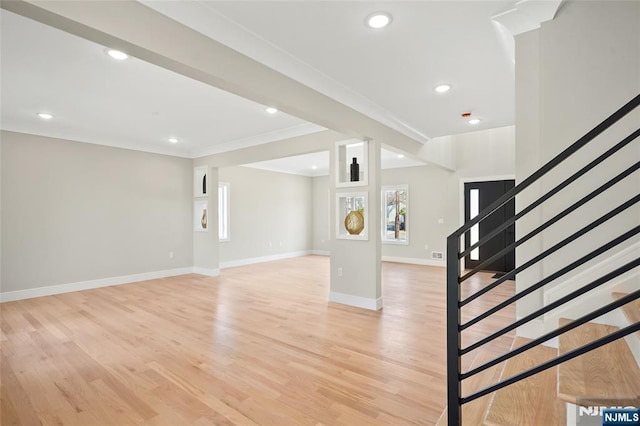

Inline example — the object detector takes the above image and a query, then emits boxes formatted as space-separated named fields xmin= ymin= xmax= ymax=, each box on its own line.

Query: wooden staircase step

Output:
xmin=484 ymin=337 xmax=565 ymax=426
xmin=558 ymin=318 xmax=640 ymax=404
xmin=612 ymin=292 xmax=640 ymax=337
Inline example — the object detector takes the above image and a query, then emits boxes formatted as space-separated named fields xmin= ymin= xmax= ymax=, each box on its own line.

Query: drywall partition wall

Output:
xmin=312 ymin=176 xmax=330 ymax=254
xmin=218 ymin=166 xmax=313 ymax=266
xmin=1 ymin=131 xmax=193 ymax=297
xmin=455 ymin=126 xmax=515 ymax=178
xmin=329 ymin=139 xmax=382 ymax=310
xmin=514 ymin=0 xmax=640 ymax=336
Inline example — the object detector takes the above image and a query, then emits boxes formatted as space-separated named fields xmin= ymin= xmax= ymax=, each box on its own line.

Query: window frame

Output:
xmin=381 ymin=184 xmax=409 ymax=245
xmin=218 ymin=182 xmax=230 ymax=242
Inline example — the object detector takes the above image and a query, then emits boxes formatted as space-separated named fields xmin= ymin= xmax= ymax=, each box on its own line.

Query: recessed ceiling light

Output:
xmin=265 ymin=107 xmax=278 ymax=114
xmin=168 ymin=137 xmax=179 ymax=143
xmin=434 ymin=84 xmax=451 ymax=93
xmin=468 ymin=118 xmax=481 ymax=125
xmin=37 ymin=112 xmax=53 ymax=120
xmin=366 ymin=12 xmax=392 ymax=29
xmin=397 ymin=154 xmax=405 ymax=159
xmin=107 ymin=49 xmax=128 ymax=60
xmin=311 ymin=165 xmax=318 ymax=170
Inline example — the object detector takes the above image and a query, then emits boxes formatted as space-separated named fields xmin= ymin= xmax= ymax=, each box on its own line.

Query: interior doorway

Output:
xmin=464 ymin=180 xmax=516 ymax=273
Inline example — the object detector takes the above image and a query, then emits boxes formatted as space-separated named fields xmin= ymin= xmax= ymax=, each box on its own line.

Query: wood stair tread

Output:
xmin=612 ymin=292 xmax=640 ymax=337
xmin=436 ymin=348 xmax=507 ymax=425
xmin=484 ymin=337 xmax=565 ymax=426
xmin=558 ymin=318 xmax=640 ymax=405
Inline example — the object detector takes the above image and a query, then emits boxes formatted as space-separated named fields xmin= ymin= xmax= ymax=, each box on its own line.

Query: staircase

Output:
xmin=444 ymin=94 xmax=640 ymax=425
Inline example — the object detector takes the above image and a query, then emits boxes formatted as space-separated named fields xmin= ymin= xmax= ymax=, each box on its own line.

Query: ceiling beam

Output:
xmin=194 ymin=129 xmax=346 ymax=168
xmin=2 ymin=0 xmax=454 ymax=170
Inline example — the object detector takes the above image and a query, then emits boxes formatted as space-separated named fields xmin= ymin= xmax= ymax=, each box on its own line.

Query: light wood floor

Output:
xmin=1 ymin=256 xmax=515 ymax=425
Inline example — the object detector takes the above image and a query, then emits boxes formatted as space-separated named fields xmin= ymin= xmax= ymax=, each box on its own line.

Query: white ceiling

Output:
xmin=1 ymin=1 xmax=521 ymax=173
xmin=0 ymin=9 xmax=323 ymax=158
xmin=148 ymin=0 xmax=516 ymax=140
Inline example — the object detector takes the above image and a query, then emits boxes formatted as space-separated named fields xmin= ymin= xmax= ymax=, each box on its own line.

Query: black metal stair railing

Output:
xmin=446 ymin=93 xmax=640 ymax=425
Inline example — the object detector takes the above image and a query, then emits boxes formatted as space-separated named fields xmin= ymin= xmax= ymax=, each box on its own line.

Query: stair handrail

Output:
xmin=446 ymin=93 xmax=640 ymax=425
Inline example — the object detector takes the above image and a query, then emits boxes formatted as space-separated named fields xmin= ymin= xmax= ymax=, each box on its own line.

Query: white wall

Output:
xmin=514 ymin=0 xmax=640 ymax=331
xmin=312 ymin=175 xmax=330 ymax=254
xmin=218 ymin=166 xmax=313 ymax=265
xmin=1 ymin=131 xmax=193 ymax=294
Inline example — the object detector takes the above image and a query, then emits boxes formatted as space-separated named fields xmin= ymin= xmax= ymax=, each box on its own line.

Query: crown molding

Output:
xmin=492 ymin=0 xmax=564 ymax=36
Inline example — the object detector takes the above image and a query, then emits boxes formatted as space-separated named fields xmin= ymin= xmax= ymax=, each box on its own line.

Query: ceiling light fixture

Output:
xmin=107 ymin=49 xmax=128 ymax=60
xmin=168 ymin=137 xmax=179 ymax=143
xmin=434 ymin=84 xmax=451 ymax=93
xmin=366 ymin=12 xmax=392 ymax=29
xmin=397 ymin=154 xmax=405 ymax=159
xmin=265 ymin=107 xmax=278 ymax=114
xmin=37 ymin=112 xmax=53 ymax=120
xmin=311 ymin=165 xmax=318 ymax=170
xmin=468 ymin=118 xmax=481 ymax=125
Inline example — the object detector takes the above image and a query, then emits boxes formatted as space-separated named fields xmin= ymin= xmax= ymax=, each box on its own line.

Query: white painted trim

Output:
xmin=220 ymin=250 xmax=312 ymax=269
xmin=311 ymin=250 xmax=330 ymax=256
xmin=329 ymin=291 xmax=383 ymax=311
xmin=382 ymin=256 xmax=446 ymax=268
xmin=491 ymin=0 xmax=564 ymax=36
xmin=192 ymin=267 xmax=221 ymax=277
xmin=0 ymin=267 xmax=195 ymax=303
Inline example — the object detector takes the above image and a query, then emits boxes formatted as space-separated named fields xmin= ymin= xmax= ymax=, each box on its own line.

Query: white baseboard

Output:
xmin=220 ymin=250 xmax=312 ymax=269
xmin=311 ymin=250 xmax=330 ymax=256
xmin=382 ymin=256 xmax=446 ymax=267
xmin=0 ymin=267 xmax=194 ymax=303
xmin=192 ymin=267 xmax=220 ymax=277
xmin=329 ymin=291 xmax=383 ymax=310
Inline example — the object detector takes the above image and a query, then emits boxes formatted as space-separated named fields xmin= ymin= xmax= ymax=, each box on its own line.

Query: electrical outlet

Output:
xmin=169 ymin=251 xmax=174 ymax=259
xmin=337 ymin=267 xmax=343 ymax=277
xmin=438 ymin=218 xmax=444 ymax=224
xmin=432 ymin=251 xmax=444 ymax=260
xmin=269 ymin=241 xmax=272 ymax=247
xmin=424 ymin=244 xmax=429 ymax=251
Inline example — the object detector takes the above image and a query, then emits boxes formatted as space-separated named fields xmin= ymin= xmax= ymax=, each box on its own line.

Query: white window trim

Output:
xmin=381 ymin=184 xmax=409 ymax=245
xmin=218 ymin=182 xmax=230 ymax=242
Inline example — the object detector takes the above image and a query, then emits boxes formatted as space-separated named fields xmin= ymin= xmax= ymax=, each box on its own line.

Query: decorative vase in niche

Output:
xmin=201 ymin=209 xmax=207 ymax=229
xmin=344 ymin=210 xmax=364 ymax=235
xmin=350 ymin=157 xmax=359 ymax=182
xmin=203 ymin=174 xmax=206 ymax=194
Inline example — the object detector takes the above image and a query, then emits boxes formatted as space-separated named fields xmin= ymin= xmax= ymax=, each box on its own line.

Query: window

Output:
xmin=469 ymin=188 xmax=480 ymax=260
xmin=218 ymin=182 xmax=229 ymax=241
xmin=382 ymin=185 xmax=408 ymax=244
